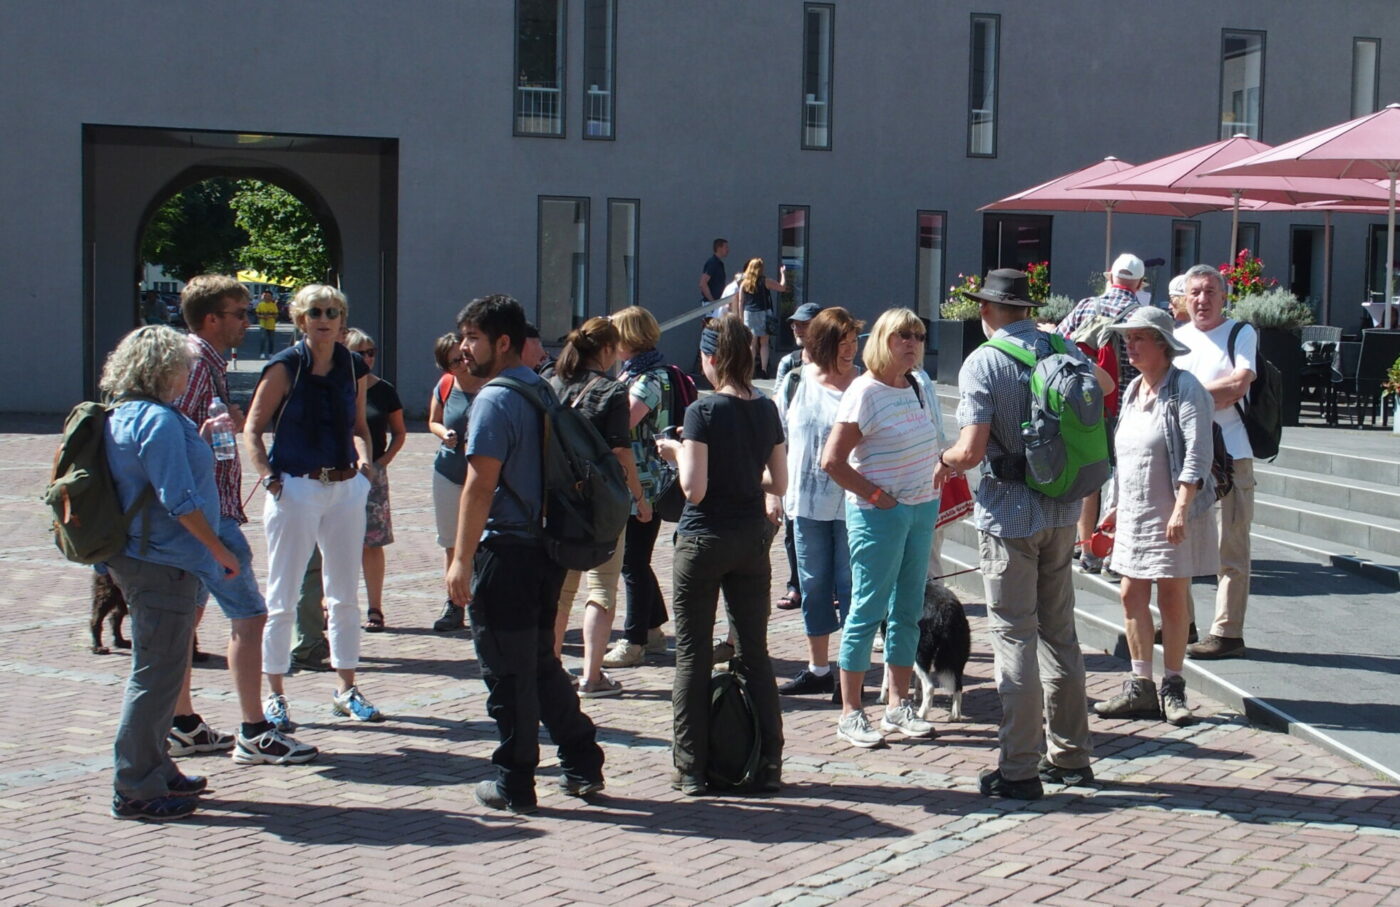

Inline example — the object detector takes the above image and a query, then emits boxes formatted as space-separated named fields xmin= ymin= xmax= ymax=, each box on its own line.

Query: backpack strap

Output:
xmin=780 ymin=367 xmax=803 ymax=409
xmin=483 ymin=375 xmax=551 ymax=534
xmin=1227 ymin=321 xmax=1250 ymax=420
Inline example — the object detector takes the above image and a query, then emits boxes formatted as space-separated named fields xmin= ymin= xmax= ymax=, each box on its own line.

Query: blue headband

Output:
xmin=699 ymin=327 xmax=720 ymax=355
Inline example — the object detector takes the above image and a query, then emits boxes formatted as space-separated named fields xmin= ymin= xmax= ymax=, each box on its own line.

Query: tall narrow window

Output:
xmin=515 ymin=0 xmax=566 ymax=137
xmin=1219 ymin=29 xmax=1265 ymax=139
xmin=538 ymin=196 xmax=589 ymax=341
xmin=968 ymin=14 xmax=1000 ymax=157
xmin=583 ymin=0 xmax=616 ymax=139
xmin=779 ymin=205 xmax=809 ymax=312
xmin=915 ymin=211 xmax=947 ymax=324
xmin=1352 ymin=38 xmax=1380 ymax=118
xmin=1236 ymin=221 xmax=1260 ymax=261
xmin=1171 ymin=220 xmax=1201 ymax=277
xmin=802 ymin=4 xmax=834 ymax=150
xmin=606 ymin=199 xmax=639 ymax=311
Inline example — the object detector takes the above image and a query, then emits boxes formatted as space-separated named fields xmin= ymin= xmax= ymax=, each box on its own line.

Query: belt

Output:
xmin=290 ymin=467 xmax=358 ymax=485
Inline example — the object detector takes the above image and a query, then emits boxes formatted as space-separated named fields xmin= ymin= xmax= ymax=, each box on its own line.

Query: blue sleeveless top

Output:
xmin=263 ymin=341 xmax=368 ymax=477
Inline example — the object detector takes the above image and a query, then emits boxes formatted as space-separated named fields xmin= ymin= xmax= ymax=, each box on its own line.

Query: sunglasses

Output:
xmin=357 ymin=347 xmax=377 ymax=357
xmin=306 ymin=307 xmax=343 ymax=320
xmin=219 ymin=309 xmax=248 ymax=320
xmin=448 ymin=356 xmax=467 ymax=367
xmin=896 ymin=330 xmax=927 ymax=342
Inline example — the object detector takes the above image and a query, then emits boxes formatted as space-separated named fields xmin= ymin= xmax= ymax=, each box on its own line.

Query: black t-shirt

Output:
xmin=676 ymin=392 xmax=784 ymax=536
xmin=550 ymin=370 xmax=630 ymax=450
xmin=365 ymin=378 xmax=403 ymax=462
xmin=703 ymin=255 xmax=727 ymax=302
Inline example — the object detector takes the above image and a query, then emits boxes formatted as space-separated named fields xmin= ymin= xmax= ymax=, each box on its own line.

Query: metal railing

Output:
xmin=516 ymin=85 xmax=562 ymax=135
xmin=585 ymin=86 xmax=612 ymax=137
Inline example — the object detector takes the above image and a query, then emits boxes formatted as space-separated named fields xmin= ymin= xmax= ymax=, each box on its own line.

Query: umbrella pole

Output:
xmin=1230 ymin=190 xmax=1242 ymax=261
xmin=1104 ymin=202 xmax=1115 ymax=270
xmin=1388 ymin=170 xmax=1397 ymax=330
xmin=1323 ymin=212 xmax=1332 ymax=325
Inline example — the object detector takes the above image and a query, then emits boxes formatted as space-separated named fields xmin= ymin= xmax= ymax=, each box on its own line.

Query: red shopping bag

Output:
xmin=936 ymin=472 xmax=974 ymax=529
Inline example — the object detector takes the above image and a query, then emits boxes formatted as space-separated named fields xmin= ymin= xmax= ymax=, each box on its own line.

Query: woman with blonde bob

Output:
xmin=100 ymin=325 xmax=240 ymax=820
xmin=245 ymin=284 xmax=383 ymax=731
xmin=822 ymin=308 xmax=944 ymax=748
xmin=731 ymin=257 xmax=790 ymax=378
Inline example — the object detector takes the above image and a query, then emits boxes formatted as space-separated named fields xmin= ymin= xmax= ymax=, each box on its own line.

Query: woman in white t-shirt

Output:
xmin=770 ymin=308 xmax=863 ymax=699
xmin=821 ymin=308 xmax=944 ymax=748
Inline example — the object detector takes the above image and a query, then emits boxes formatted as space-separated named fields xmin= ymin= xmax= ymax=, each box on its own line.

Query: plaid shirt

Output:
xmin=1056 ymin=284 xmax=1142 ymax=395
xmin=956 ymin=318 xmax=1083 ymax=539
xmin=173 ymin=336 xmax=246 ymax=523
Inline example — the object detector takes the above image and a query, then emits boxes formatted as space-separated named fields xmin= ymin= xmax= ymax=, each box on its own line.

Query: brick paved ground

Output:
xmin=3 ymin=426 xmax=1399 ymax=906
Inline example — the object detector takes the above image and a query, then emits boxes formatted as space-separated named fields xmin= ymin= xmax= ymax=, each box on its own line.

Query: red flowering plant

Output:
xmin=1025 ymin=260 xmax=1051 ymax=302
xmin=1219 ymin=248 xmax=1278 ymax=301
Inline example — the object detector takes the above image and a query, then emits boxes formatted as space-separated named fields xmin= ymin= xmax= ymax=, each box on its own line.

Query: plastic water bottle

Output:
xmin=209 ymin=396 xmax=237 ymax=461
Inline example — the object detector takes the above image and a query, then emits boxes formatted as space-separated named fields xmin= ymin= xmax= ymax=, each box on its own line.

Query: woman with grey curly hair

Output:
xmin=101 ymin=324 xmax=239 ymax=822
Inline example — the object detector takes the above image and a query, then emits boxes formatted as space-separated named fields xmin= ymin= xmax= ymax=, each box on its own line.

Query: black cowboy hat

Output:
xmin=965 ymin=269 xmax=1039 ymax=307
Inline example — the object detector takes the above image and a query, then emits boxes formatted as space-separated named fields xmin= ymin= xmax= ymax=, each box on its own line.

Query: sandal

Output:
xmin=364 ymin=608 xmax=386 ymax=633
xmin=579 ymin=672 xmax=623 ymax=699
xmin=775 ymin=590 xmax=801 ymax=611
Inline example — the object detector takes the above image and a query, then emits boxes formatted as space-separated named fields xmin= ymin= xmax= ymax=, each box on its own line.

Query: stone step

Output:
xmin=1249 ymin=525 xmax=1400 ymax=590
xmin=1253 ymin=493 xmax=1400 ymax=558
xmin=1271 ymin=442 xmax=1400 ymax=486
xmin=1254 ymin=464 xmax=1400 ymax=523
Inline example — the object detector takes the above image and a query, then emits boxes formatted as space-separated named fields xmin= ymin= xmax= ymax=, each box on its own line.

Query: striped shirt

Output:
xmin=1056 ymin=285 xmax=1142 ymax=395
xmin=172 ymin=335 xmax=246 ymax=523
xmin=835 ymin=371 xmax=939 ymax=510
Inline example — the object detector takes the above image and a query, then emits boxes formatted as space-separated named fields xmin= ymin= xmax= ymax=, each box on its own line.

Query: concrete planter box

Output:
xmin=1256 ymin=326 xmax=1305 ymax=428
xmin=936 ymin=319 xmax=984 ymax=386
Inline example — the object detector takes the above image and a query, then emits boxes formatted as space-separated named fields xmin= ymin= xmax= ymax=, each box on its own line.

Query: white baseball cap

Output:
xmin=1107 ymin=253 xmax=1146 ymax=282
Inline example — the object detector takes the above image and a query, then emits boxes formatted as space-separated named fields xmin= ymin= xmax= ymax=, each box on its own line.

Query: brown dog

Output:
xmin=90 ymin=570 xmax=209 ymax=662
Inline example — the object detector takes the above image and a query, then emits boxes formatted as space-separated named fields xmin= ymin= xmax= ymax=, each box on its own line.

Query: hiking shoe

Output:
xmin=836 ymin=710 xmax=884 ymax=749
xmin=433 ymin=600 xmax=466 ymax=632
xmin=474 ymin=779 xmax=536 ymax=815
xmin=166 ymin=774 xmax=208 ymax=796
xmin=1160 ymin=675 xmax=1194 ymax=726
xmin=560 ymin=776 xmax=606 ymax=798
xmin=645 ymin=627 xmax=668 ymax=654
xmin=167 ymin=721 xmax=235 ymax=756
xmin=979 ymin=768 xmax=1043 ymax=801
xmin=1077 ymin=553 xmax=1102 ymax=574
xmin=778 ymin=669 xmax=835 ymax=696
xmin=331 ymin=685 xmax=385 ymax=722
xmin=669 ymin=771 xmax=707 ymax=796
xmin=880 ymin=703 xmax=936 ymax=738
xmin=1153 ymin=623 xmax=1199 ymax=645
xmin=1187 ymin=634 xmax=1246 ymax=660
xmin=1094 ymin=676 xmax=1161 ymax=719
xmin=111 ymin=792 xmax=198 ymax=822
xmin=263 ymin=693 xmax=295 ymax=732
xmin=579 ymin=672 xmax=623 ymax=699
xmin=233 ymin=728 xmax=318 ymax=765
xmin=1037 ymin=758 xmax=1096 ymax=786
xmin=602 ymin=641 xmax=644 ymax=668
xmin=712 ymin=638 xmax=735 ymax=663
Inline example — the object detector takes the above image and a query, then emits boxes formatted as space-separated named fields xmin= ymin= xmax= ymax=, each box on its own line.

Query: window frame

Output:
xmin=1352 ymin=37 xmax=1381 ymax=119
xmin=513 ymin=0 xmax=568 ymax=139
xmin=605 ymin=197 xmax=640 ymax=312
xmin=778 ymin=204 xmax=811 ymax=311
xmin=582 ymin=0 xmax=617 ymax=141
xmin=1236 ymin=221 xmax=1260 ymax=261
xmin=536 ymin=195 xmax=591 ymax=335
xmin=913 ymin=210 xmax=948 ymax=325
xmin=800 ymin=3 xmax=835 ymax=151
xmin=1218 ymin=28 xmax=1266 ymax=141
xmin=1171 ymin=220 xmax=1202 ymax=277
xmin=967 ymin=13 xmax=1001 ymax=158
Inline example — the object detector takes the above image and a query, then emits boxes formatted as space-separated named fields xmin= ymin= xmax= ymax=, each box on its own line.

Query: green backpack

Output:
xmin=983 ymin=334 xmax=1110 ymax=503
xmin=43 ymin=401 xmax=154 ymax=564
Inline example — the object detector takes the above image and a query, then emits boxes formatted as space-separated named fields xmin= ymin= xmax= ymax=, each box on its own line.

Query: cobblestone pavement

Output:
xmin=3 ymin=426 xmax=1399 ymax=906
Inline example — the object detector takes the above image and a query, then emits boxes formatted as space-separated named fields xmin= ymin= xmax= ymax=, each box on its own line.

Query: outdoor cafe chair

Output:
xmin=1349 ymin=330 xmax=1400 ymax=427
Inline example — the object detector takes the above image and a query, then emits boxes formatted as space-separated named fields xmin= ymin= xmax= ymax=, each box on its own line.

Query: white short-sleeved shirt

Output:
xmin=780 ymin=365 xmax=847 ymax=521
xmin=834 ymin=371 xmax=939 ymax=509
xmin=1175 ymin=318 xmax=1257 ymax=460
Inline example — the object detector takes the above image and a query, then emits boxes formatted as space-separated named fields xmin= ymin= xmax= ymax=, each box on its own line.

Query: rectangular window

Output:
xmin=779 ymin=205 xmax=809 ymax=312
xmin=1352 ymin=38 xmax=1380 ymax=118
xmin=606 ymin=199 xmax=639 ymax=311
xmin=915 ymin=211 xmax=947 ymax=324
xmin=967 ymin=14 xmax=1000 ymax=157
xmin=537 ymin=196 xmax=589 ymax=341
xmin=1289 ymin=224 xmax=1328 ymax=314
xmin=981 ymin=214 xmax=1050 ymax=272
xmin=583 ymin=0 xmax=616 ymax=139
xmin=515 ymin=0 xmax=566 ymax=137
xmin=802 ymin=4 xmax=834 ymax=150
xmin=1237 ymin=221 xmax=1260 ymax=260
xmin=1219 ymin=29 xmax=1265 ymax=140
xmin=1171 ymin=220 xmax=1201 ymax=277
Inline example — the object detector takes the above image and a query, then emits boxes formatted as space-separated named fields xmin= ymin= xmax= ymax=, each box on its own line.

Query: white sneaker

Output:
xmin=602 ymin=641 xmax=644 ymax=668
xmin=881 ymin=703 xmax=936 ymax=738
xmin=836 ymin=710 xmax=884 ymax=748
xmin=645 ymin=628 xmax=668 ymax=654
xmin=233 ymin=727 xmax=318 ymax=765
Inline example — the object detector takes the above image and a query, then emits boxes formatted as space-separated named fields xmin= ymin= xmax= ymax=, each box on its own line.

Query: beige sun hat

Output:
xmin=1106 ymin=305 xmax=1191 ymax=356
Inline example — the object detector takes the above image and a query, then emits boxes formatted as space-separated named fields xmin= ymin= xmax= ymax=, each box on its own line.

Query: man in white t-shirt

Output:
xmin=1174 ymin=264 xmax=1257 ymax=660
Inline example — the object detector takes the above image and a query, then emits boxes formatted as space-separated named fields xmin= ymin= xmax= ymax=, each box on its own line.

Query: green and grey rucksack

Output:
xmin=983 ymin=334 xmax=1110 ymax=503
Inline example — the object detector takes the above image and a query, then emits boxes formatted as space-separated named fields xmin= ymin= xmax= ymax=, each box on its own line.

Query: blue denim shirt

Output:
xmin=104 ymin=399 xmax=222 ymax=585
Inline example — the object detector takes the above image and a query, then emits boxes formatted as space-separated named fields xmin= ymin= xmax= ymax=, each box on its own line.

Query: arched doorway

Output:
xmin=82 ymin=125 xmax=398 ymax=393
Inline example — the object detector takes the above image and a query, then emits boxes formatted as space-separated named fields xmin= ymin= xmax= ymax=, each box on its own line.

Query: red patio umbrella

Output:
xmin=980 ymin=157 xmax=1235 ymax=270
xmin=1083 ymin=136 xmax=1391 ymax=261
xmin=1207 ymin=104 xmax=1400 ymax=328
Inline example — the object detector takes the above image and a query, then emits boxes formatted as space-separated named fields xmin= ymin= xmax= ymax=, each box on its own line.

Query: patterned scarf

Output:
xmin=618 ymin=348 xmax=665 ymax=384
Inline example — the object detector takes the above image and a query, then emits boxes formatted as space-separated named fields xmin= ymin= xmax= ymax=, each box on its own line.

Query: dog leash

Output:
xmin=930 ymin=566 xmax=980 ymax=581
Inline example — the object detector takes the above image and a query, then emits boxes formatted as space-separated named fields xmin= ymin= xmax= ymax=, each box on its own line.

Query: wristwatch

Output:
xmin=261 ymin=474 xmax=281 ymax=490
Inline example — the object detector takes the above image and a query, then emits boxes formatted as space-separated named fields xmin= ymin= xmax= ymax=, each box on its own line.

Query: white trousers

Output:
xmin=262 ymin=474 xmax=370 ymax=674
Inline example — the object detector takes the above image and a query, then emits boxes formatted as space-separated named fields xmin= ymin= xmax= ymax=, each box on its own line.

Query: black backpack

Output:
xmin=1227 ymin=322 xmax=1283 ymax=461
xmin=488 ymin=375 xmax=632 ymax=571
xmin=1163 ymin=370 xmax=1234 ymax=502
xmin=706 ymin=664 xmax=763 ymax=791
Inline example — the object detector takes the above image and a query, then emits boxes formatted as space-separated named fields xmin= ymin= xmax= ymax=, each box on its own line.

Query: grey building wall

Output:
xmin=3 ymin=0 xmax=1397 ymax=412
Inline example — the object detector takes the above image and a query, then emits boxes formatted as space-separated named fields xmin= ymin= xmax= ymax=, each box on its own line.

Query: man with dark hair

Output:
xmin=700 ymin=238 xmax=729 ymax=308
xmin=447 ymin=294 xmax=604 ymax=814
xmin=522 ymin=321 xmax=553 ymax=373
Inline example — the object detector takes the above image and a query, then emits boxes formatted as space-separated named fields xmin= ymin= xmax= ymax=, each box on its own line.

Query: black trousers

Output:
xmin=621 ymin=514 xmax=668 ymax=645
xmin=468 ymin=539 xmax=603 ymax=804
xmin=670 ymin=523 xmax=784 ymax=776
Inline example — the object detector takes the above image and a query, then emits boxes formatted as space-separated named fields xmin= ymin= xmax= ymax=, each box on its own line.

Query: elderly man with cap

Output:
xmin=769 ymin=302 xmax=823 ymax=611
xmin=937 ymin=269 xmax=1112 ymax=800
xmin=1056 ymin=252 xmax=1147 ymax=574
